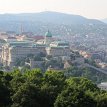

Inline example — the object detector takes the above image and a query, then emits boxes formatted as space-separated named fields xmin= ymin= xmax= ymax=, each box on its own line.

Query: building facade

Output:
xmin=1 ymin=41 xmax=46 ymax=67
xmin=1 ymin=31 xmax=71 ymax=67
xmin=46 ymin=41 xmax=70 ymax=57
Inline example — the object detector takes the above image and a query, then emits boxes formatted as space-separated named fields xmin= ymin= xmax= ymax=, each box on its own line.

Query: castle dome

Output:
xmin=45 ymin=30 xmax=52 ymax=37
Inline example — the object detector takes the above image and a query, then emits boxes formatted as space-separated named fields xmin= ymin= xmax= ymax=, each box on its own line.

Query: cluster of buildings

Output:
xmin=79 ymin=50 xmax=107 ymax=69
xmin=0 ymin=31 xmax=71 ymax=68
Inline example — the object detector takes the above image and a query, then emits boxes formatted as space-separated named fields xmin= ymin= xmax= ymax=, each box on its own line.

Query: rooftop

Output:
xmin=50 ymin=41 xmax=69 ymax=47
xmin=45 ymin=30 xmax=52 ymax=37
xmin=7 ymin=41 xmax=33 ymax=47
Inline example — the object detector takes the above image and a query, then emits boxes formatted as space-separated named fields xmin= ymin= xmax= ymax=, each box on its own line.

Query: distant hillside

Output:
xmin=0 ymin=11 xmax=104 ymax=25
xmin=0 ymin=11 xmax=106 ymax=35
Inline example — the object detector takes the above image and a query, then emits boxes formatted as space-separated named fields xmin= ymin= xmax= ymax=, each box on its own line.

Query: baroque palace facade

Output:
xmin=1 ymin=31 xmax=70 ymax=67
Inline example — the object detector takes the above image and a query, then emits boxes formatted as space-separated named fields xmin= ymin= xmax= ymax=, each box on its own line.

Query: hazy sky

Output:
xmin=0 ymin=0 xmax=107 ymax=19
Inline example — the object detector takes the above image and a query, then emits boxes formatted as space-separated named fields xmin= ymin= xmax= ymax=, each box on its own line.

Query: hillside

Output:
xmin=0 ymin=11 xmax=106 ymax=36
xmin=0 ymin=11 xmax=104 ymax=24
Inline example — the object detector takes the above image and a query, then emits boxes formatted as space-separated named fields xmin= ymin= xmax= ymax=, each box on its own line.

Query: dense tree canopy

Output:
xmin=54 ymin=87 xmax=96 ymax=107
xmin=65 ymin=66 xmax=107 ymax=84
xmin=0 ymin=69 xmax=107 ymax=107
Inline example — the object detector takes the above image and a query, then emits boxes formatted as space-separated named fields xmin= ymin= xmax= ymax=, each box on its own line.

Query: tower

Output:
xmin=45 ymin=30 xmax=52 ymax=46
xmin=20 ymin=23 xmax=24 ymax=35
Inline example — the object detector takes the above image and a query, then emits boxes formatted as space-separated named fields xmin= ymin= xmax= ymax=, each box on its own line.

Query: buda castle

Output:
xmin=1 ymin=31 xmax=70 ymax=67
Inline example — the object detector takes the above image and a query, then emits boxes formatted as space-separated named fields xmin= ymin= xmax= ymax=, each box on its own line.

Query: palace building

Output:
xmin=1 ymin=31 xmax=70 ymax=67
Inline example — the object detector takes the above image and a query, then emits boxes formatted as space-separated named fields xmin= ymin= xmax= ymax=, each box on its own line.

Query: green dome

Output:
xmin=45 ymin=30 xmax=52 ymax=37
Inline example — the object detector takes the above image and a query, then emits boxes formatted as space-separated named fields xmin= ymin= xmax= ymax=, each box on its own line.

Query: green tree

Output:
xmin=11 ymin=83 xmax=41 ymax=107
xmin=65 ymin=66 xmax=107 ymax=84
xmin=66 ymin=77 xmax=99 ymax=92
xmin=0 ymin=71 xmax=11 ymax=106
xmin=95 ymin=93 xmax=107 ymax=107
xmin=10 ymin=69 xmax=26 ymax=93
xmin=41 ymin=71 xmax=66 ymax=107
xmin=54 ymin=87 xmax=96 ymax=107
xmin=24 ymin=69 xmax=43 ymax=85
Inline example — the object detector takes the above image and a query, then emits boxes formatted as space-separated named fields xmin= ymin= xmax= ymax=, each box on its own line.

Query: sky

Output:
xmin=0 ymin=0 xmax=107 ymax=19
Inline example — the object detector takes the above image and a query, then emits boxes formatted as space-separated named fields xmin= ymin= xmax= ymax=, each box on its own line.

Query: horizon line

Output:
xmin=0 ymin=11 xmax=105 ymax=20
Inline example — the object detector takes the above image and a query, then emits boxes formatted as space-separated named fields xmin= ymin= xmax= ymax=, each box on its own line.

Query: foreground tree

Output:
xmin=41 ymin=71 xmax=66 ymax=107
xmin=11 ymin=83 xmax=41 ymax=107
xmin=0 ymin=71 xmax=11 ymax=106
xmin=54 ymin=87 xmax=96 ymax=107
xmin=95 ymin=93 xmax=107 ymax=107
xmin=66 ymin=77 xmax=99 ymax=92
xmin=0 ymin=69 xmax=107 ymax=107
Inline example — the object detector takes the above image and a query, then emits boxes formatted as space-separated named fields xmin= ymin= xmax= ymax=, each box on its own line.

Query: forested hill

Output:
xmin=0 ymin=11 xmax=106 ymax=35
xmin=0 ymin=11 xmax=104 ymax=24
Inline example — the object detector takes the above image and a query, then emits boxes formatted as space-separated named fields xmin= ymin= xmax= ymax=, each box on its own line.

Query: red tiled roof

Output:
xmin=33 ymin=36 xmax=44 ymax=40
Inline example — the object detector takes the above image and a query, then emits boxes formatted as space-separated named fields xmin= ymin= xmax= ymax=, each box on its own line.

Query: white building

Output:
xmin=98 ymin=82 xmax=107 ymax=90
xmin=1 ymin=41 xmax=46 ymax=67
xmin=36 ymin=30 xmax=53 ymax=46
xmin=46 ymin=41 xmax=70 ymax=57
xmin=4 ymin=37 xmax=17 ymax=42
xmin=1 ymin=31 xmax=71 ymax=67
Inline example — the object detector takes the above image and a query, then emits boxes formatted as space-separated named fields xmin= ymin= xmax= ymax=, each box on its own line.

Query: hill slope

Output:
xmin=0 ymin=11 xmax=104 ymax=25
xmin=0 ymin=11 xmax=106 ymax=35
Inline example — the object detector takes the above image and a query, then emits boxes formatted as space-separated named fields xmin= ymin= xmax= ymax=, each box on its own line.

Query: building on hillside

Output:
xmin=98 ymin=82 xmax=107 ymax=90
xmin=16 ymin=35 xmax=34 ymax=41
xmin=33 ymin=36 xmax=44 ymax=42
xmin=46 ymin=41 xmax=70 ymax=57
xmin=0 ymin=32 xmax=8 ymax=40
xmin=29 ymin=59 xmax=44 ymax=69
xmin=44 ymin=30 xmax=53 ymax=46
xmin=1 ymin=41 xmax=46 ymax=67
xmin=79 ymin=50 xmax=91 ymax=58
xmin=1 ymin=31 xmax=71 ymax=68
xmin=36 ymin=30 xmax=71 ymax=58
xmin=4 ymin=36 xmax=17 ymax=42
xmin=36 ymin=30 xmax=53 ymax=46
xmin=64 ymin=61 xmax=72 ymax=69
